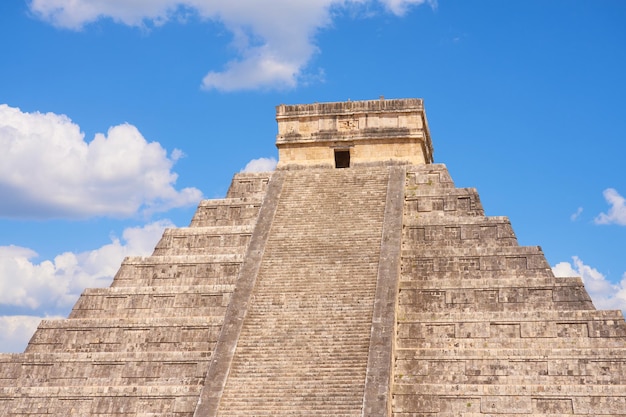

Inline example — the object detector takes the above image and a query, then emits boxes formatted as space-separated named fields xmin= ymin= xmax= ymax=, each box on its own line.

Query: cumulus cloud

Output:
xmin=0 ymin=104 xmax=202 ymax=219
xmin=28 ymin=0 xmax=435 ymax=91
xmin=594 ymin=188 xmax=626 ymax=226
xmin=0 ymin=219 xmax=172 ymax=312
xmin=0 ymin=219 xmax=172 ymax=352
xmin=241 ymin=157 xmax=277 ymax=173
xmin=552 ymin=256 xmax=626 ymax=313
xmin=0 ymin=315 xmax=63 ymax=353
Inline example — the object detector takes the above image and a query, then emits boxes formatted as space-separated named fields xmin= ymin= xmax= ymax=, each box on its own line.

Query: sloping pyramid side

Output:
xmin=0 ymin=172 xmax=272 ymax=416
xmin=393 ymin=163 xmax=626 ymax=416
xmin=1 ymin=163 xmax=625 ymax=417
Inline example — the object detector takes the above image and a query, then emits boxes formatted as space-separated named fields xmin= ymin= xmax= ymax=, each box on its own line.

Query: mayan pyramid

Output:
xmin=1 ymin=98 xmax=625 ymax=416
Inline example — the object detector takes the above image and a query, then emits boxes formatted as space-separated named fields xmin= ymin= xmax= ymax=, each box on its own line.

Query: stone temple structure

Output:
xmin=1 ymin=98 xmax=626 ymax=416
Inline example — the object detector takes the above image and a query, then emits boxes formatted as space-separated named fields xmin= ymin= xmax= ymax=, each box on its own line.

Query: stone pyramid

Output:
xmin=1 ymin=98 xmax=625 ymax=416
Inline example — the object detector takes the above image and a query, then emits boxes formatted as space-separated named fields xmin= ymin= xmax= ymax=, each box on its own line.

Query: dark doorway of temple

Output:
xmin=334 ymin=150 xmax=350 ymax=168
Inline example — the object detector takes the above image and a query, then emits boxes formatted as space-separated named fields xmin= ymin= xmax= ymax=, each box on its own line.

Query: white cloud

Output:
xmin=0 ymin=219 xmax=173 ymax=312
xmin=241 ymin=157 xmax=277 ymax=173
xmin=553 ymin=256 xmax=626 ymax=313
xmin=594 ymin=188 xmax=626 ymax=225
xmin=202 ymin=49 xmax=301 ymax=92
xmin=570 ymin=206 xmax=583 ymax=221
xmin=381 ymin=0 xmax=435 ymax=16
xmin=0 ymin=104 xmax=202 ymax=219
xmin=0 ymin=219 xmax=172 ymax=353
xmin=0 ymin=315 xmax=64 ymax=353
xmin=28 ymin=0 xmax=435 ymax=91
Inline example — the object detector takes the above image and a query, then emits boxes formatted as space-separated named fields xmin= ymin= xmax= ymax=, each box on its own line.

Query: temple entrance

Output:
xmin=334 ymin=150 xmax=350 ymax=168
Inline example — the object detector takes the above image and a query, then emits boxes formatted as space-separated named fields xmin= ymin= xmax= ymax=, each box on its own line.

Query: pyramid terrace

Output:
xmin=1 ymin=98 xmax=625 ymax=416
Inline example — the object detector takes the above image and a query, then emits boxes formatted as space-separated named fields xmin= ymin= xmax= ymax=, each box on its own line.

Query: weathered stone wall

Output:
xmin=0 ymin=172 xmax=272 ymax=416
xmin=276 ymin=98 xmax=433 ymax=169
xmin=277 ymin=139 xmax=429 ymax=169
xmin=392 ymin=164 xmax=626 ymax=416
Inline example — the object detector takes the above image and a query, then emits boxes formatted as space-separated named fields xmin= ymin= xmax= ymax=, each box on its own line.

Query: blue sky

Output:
xmin=0 ymin=0 xmax=625 ymax=352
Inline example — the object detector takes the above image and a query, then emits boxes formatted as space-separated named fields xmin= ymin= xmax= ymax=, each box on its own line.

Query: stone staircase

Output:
xmin=2 ymin=161 xmax=625 ymax=416
xmin=0 ymin=173 xmax=271 ymax=416
xmin=214 ymin=167 xmax=390 ymax=416
xmin=393 ymin=164 xmax=626 ymax=416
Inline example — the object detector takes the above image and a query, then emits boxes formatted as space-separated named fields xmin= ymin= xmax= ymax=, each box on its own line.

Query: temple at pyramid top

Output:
xmin=275 ymin=97 xmax=433 ymax=169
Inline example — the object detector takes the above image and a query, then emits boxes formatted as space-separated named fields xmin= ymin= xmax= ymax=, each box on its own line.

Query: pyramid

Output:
xmin=1 ymin=98 xmax=625 ymax=416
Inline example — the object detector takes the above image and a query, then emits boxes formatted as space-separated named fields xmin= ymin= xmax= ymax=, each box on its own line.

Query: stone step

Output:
xmin=439 ymin=414 xmax=626 ymax=417
xmin=243 ymin=302 xmax=375 ymax=310
xmin=228 ymin=366 xmax=369 ymax=375
xmin=225 ymin=172 xmax=272 ymax=199
xmin=220 ymin=373 xmax=367 ymax=383
xmin=0 ymin=385 xmax=201 ymax=416
xmin=395 ymin=346 xmax=626 ymax=359
xmin=242 ymin=306 xmax=374 ymax=314
xmin=229 ymin=358 xmax=370 ymax=367
xmin=78 ymin=284 xmax=235 ymax=295
xmin=158 ymin=224 xmax=254 ymax=236
xmin=397 ymin=310 xmax=626 ymax=351
xmin=69 ymin=285 xmax=234 ymax=319
xmin=398 ymin=337 xmax=626 ymax=351
xmin=400 ymin=309 xmax=626 ymax=322
xmin=118 ymin=254 xmax=244 ymax=265
xmin=404 ymin=188 xmax=484 ymax=217
xmin=392 ymin=383 xmax=626 ymax=415
xmin=249 ymin=274 xmax=379 ymax=283
xmin=402 ymin=216 xmax=518 ymax=247
xmin=221 ymin=394 xmax=365 ymax=402
xmin=219 ymin=406 xmax=362 ymax=415
xmin=0 ymin=350 xmax=212 ymax=362
xmin=394 ymin=354 xmax=626 ymax=385
xmin=401 ymin=268 xmax=556 ymax=281
xmin=0 ymin=351 xmax=211 ymax=388
xmin=69 ymin=306 xmax=228 ymax=320
xmin=405 ymin=164 xmax=455 ymax=189
xmin=398 ymin=276 xmax=594 ymax=312
xmin=399 ymin=300 xmax=594 ymax=314
xmin=231 ymin=339 xmax=372 ymax=349
xmin=189 ymin=197 xmax=262 ymax=227
xmin=215 ymin=413 xmax=359 ymax=417
xmin=394 ymin=382 xmax=626 ymax=397
xmin=112 ymin=254 xmax=243 ymax=287
xmin=399 ymin=275 xmax=584 ymax=289
xmin=401 ymin=246 xmax=552 ymax=277
xmin=220 ymin=398 xmax=364 ymax=407
xmin=152 ymin=225 xmax=253 ymax=256
xmin=25 ymin=317 xmax=222 ymax=353
xmin=402 ymin=244 xmax=549 ymax=258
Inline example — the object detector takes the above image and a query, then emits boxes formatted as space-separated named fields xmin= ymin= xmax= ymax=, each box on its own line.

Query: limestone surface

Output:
xmin=1 ymin=99 xmax=624 ymax=416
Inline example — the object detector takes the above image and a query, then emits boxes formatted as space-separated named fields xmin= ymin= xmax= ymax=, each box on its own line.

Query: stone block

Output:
xmin=556 ymin=322 xmax=589 ymax=338
xmin=588 ymin=319 xmax=626 ymax=338
xmin=445 ymin=289 xmax=476 ymax=305
xmin=480 ymin=395 xmax=532 ymax=413
xmin=456 ymin=322 xmax=490 ymax=339
xmin=520 ymin=321 xmax=557 ymax=338
xmin=393 ymin=394 xmax=440 ymax=413
xmin=533 ymin=397 xmax=574 ymax=413
xmin=490 ymin=323 xmax=521 ymax=338
xmin=548 ymin=359 xmax=589 ymax=376
xmin=573 ymin=395 xmax=626 ymax=415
